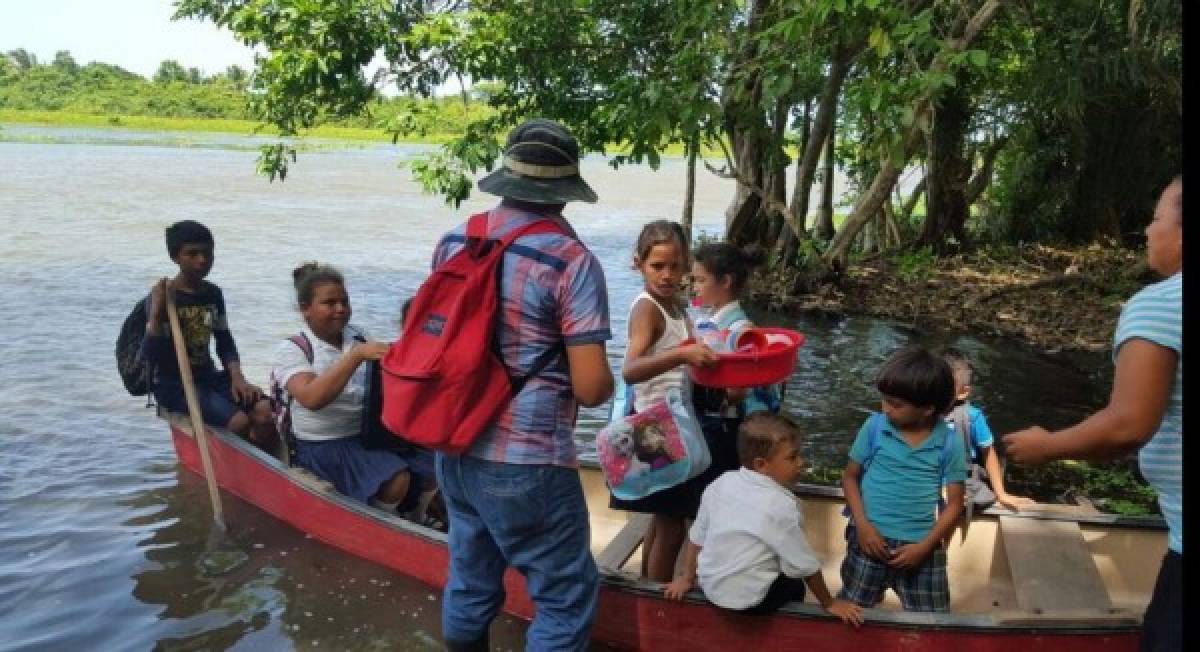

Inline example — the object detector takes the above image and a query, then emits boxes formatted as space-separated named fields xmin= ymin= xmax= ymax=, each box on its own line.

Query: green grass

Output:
xmin=1 ymin=108 xmax=726 ymax=159
xmin=0 ymin=109 xmax=451 ymax=143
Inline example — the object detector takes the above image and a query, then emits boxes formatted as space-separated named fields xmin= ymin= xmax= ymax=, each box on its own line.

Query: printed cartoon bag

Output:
xmin=596 ymin=386 xmax=711 ymax=501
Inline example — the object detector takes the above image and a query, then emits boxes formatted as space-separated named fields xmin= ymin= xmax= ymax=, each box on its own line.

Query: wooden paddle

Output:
xmin=164 ymin=279 xmax=227 ymax=531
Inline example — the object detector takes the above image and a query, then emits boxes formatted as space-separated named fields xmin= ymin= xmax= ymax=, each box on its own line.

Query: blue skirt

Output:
xmin=295 ymin=436 xmax=413 ymax=504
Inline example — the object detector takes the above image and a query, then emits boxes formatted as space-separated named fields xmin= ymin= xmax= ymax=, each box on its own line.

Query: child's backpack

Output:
xmin=947 ymin=403 xmax=996 ymax=512
xmin=115 ymin=294 xmax=153 ymax=398
xmin=269 ymin=333 xmax=315 ymax=463
xmin=379 ymin=212 xmax=569 ymax=455
xmin=596 ymin=386 xmax=711 ymax=501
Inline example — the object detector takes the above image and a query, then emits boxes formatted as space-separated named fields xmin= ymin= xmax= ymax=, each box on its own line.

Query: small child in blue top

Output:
xmin=940 ymin=347 xmax=1033 ymax=512
xmin=838 ymin=345 xmax=966 ymax=612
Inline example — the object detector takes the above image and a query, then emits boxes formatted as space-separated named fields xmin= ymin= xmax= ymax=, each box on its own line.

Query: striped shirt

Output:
xmin=1114 ymin=273 xmax=1182 ymax=553
xmin=432 ymin=205 xmax=611 ymax=467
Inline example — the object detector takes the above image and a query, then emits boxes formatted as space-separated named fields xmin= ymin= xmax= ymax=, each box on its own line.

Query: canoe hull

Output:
xmin=169 ymin=423 xmax=1144 ymax=651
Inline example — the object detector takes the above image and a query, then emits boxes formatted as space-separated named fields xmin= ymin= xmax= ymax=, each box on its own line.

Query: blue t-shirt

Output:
xmin=848 ymin=415 xmax=967 ymax=542
xmin=1114 ymin=273 xmax=1182 ymax=553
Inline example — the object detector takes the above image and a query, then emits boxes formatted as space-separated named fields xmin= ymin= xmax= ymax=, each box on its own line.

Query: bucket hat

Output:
xmin=477 ymin=119 xmax=598 ymax=204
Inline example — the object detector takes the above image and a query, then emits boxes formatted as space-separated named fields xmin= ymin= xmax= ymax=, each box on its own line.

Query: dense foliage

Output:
xmin=0 ymin=47 xmax=493 ymax=138
xmin=7 ymin=0 xmax=1181 ymax=275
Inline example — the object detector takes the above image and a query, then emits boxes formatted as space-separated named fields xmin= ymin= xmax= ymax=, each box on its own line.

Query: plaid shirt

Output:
xmin=431 ymin=205 xmax=611 ymax=467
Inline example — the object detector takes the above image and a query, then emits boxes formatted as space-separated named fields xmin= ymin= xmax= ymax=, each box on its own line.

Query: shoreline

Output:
xmin=749 ymin=243 xmax=1148 ymax=355
xmin=0 ymin=109 xmax=702 ymax=156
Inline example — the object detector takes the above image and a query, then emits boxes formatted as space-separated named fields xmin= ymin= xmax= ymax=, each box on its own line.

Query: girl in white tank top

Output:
xmin=630 ymin=290 xmax=691 ymax=412
xmin=616 ymin=220 xmax=719 ymax=583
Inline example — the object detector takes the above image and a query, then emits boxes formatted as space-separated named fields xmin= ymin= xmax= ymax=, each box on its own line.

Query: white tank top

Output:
xmin=630 ymin=292 xmax=692 ymax=413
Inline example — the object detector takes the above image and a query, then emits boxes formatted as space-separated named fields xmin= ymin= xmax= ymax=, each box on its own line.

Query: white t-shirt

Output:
xmin=272 ymin=324 xmax=369 ymax=442
xmin=690 ymin=468 xmax=822 ymax=610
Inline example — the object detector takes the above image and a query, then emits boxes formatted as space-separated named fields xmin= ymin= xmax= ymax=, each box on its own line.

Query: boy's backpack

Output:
xmin=842 ymin=412 xmax=954 ymax=519
xmin=115 ymin=294 xmax=153 ymax=398
xmin=947 ymin=402 xmax=996 ymax=513
xmin=380 ymin=212 xmax=569 ymax=455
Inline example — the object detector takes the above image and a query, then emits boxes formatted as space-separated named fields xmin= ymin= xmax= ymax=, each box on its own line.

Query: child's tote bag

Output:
xmin=597 ymin=385 xmax=710 ymax=501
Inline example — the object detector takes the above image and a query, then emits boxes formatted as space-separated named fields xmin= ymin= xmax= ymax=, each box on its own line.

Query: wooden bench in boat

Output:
xmin=596 ymin=513 xmax=652 ymax=572
xmin=996 ymin=514 xmax=1135 ymax=624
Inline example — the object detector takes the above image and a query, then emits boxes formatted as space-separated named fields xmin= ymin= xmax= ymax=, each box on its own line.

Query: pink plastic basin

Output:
xmin=683 ymin=327 xmax=805 ymax=388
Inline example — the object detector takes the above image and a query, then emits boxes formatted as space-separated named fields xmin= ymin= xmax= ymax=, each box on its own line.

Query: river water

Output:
xmin=0 ymin=125 xmax=1112 ymax=651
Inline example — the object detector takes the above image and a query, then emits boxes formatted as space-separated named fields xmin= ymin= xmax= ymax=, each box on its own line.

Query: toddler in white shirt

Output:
xmin=664 ymin=413 xmax=863 ymax=625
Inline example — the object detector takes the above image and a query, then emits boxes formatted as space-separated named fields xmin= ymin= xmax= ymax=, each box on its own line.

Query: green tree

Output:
xmin=52 ymin=50 xmax=79 ymax=75
xmin=153 ymin=60 xmax=189 ymax=84
xmin=6 ymin=48 xmax=38 ymax=71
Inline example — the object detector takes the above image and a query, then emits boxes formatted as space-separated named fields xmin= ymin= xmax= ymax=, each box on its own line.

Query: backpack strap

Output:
xmin=465 ymin=210 xmax=573 ymax=397
xmin=288 ymin=332 xmax=314 ymax=364
xmin=860 ymin=412 xmax=885 ymax=473
xmin=950 ymin=403 xmax=973 ymax=467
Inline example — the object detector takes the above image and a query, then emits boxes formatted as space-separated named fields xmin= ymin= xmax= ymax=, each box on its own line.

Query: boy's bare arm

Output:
xmin=841 ymin=462 xmax=888 ymax=560
xmin=980 ymin=446 xmax=1033 ymax=510
xmin=663 ymin=540 xmax=700 ymax=600
xmin=803 ymin=571 xmax=864 ymax=627
xmin=888 ymin=483 xmax=964 ymax=569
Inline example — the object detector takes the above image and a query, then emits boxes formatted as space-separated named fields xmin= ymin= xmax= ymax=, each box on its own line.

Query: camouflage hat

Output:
xmin=477 ymin=118 xmax=598 ymax=204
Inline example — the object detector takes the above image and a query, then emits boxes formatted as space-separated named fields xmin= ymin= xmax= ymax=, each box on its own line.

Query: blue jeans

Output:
xmin=436 ymin=454 xmax=599 ymax=651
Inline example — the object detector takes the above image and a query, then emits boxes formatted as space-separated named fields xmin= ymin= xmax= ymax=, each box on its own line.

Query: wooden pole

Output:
xmin=165 ymin=282 xmax=226 ymax=530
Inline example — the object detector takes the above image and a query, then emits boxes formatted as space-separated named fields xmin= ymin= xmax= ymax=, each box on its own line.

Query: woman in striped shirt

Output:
xmin=1003 ymin=176 xmax=1182 ymax=652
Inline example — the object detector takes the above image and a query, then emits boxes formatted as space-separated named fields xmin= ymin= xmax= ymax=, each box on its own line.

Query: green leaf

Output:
xmin=968 ymin=50 xmax=988 ymax=68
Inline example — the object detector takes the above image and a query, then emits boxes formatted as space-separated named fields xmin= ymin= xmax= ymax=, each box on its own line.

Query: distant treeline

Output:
xmin=0 ymin=48 xmax=493 ymax=135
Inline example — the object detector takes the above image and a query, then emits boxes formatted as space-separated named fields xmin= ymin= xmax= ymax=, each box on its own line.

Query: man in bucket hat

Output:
xmin=430 ymin=118 xmax=614 ymax=651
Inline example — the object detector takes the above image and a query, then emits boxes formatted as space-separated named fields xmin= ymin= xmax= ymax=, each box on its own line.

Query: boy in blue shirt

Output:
xmin=839 ymin=345 xmax=966 ymax=612
xmin=940 ymin=347 xmax=1033 ymax=512
xmin=143 ymin=220 xmax=276 ymax=451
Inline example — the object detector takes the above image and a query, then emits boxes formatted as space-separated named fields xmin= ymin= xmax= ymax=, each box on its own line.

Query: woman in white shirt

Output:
xmin=273 ymin=263 xmax=434 ymax=517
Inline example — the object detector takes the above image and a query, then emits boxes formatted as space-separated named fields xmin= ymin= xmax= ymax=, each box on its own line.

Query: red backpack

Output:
xmin=380 ymin=211 xmax=569 ymax=454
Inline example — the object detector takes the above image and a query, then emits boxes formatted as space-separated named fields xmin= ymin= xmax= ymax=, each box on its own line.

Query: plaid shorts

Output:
xmin=837 ymin=524 xmax=950 ymax=612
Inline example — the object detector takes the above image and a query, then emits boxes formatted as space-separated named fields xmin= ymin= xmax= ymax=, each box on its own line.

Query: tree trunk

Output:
xmin=814 ymin=117 xmax=838 ymax=241
xmin=785 ymin=48 xmax=857 ymax=242
xmin=822 ymin=0 xmax=1007 ymax=271
xmin=681 ymin=134 xmax=698 ymax=244
xmin=901 ymin=176 xmax=926 ymax=223
xmin=918 ymin=68 xmax=972 ymax=253
xmin=964 ymin=136 xmax=1007 ymax=205
xmin=777 ymin=98 xmax=813 ymax=265
xmin=722 ymin=0 xmax=773 ymax=246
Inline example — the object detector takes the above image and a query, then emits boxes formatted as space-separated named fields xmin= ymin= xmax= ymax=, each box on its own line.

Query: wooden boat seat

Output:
xmin=998 ymin=514 xmax=1113 ymax=614
xmin=596 ymin=513 xmax=652 ymax=572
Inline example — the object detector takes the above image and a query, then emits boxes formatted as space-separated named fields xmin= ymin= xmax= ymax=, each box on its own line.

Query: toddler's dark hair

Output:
xmin=165 ymin=220 xmax=214 ymax=258
xmin=693 ymin=242 xmax=768 ymax=294
xmin=737 ymin=412 xmax=801 ymax=468
xmin=876 ymin=345 xmax=956 ymax=418
xmin=634 ymin=219 xmax=689 ymax=264
xmin=939 ymin=346 xmax=973 ymax=387
xmin=292 ymin=262 xmax=344 ymax=307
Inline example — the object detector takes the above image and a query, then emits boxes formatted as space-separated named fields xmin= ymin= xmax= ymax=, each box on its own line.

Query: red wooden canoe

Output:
xmin=167 ymin=416 xmax=1164 ymax=651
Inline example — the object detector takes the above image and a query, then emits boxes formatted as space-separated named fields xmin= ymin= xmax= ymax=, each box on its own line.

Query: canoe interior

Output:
xmin=165 ymin=414 xmax=1164 ymax=633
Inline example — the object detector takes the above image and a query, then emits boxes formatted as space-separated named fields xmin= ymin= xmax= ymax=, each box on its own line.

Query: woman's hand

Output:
xmin=1002 ymin=426 xmax=1055 ymax=464
xmin=353 ymin=340 xmax=391 ymax=362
